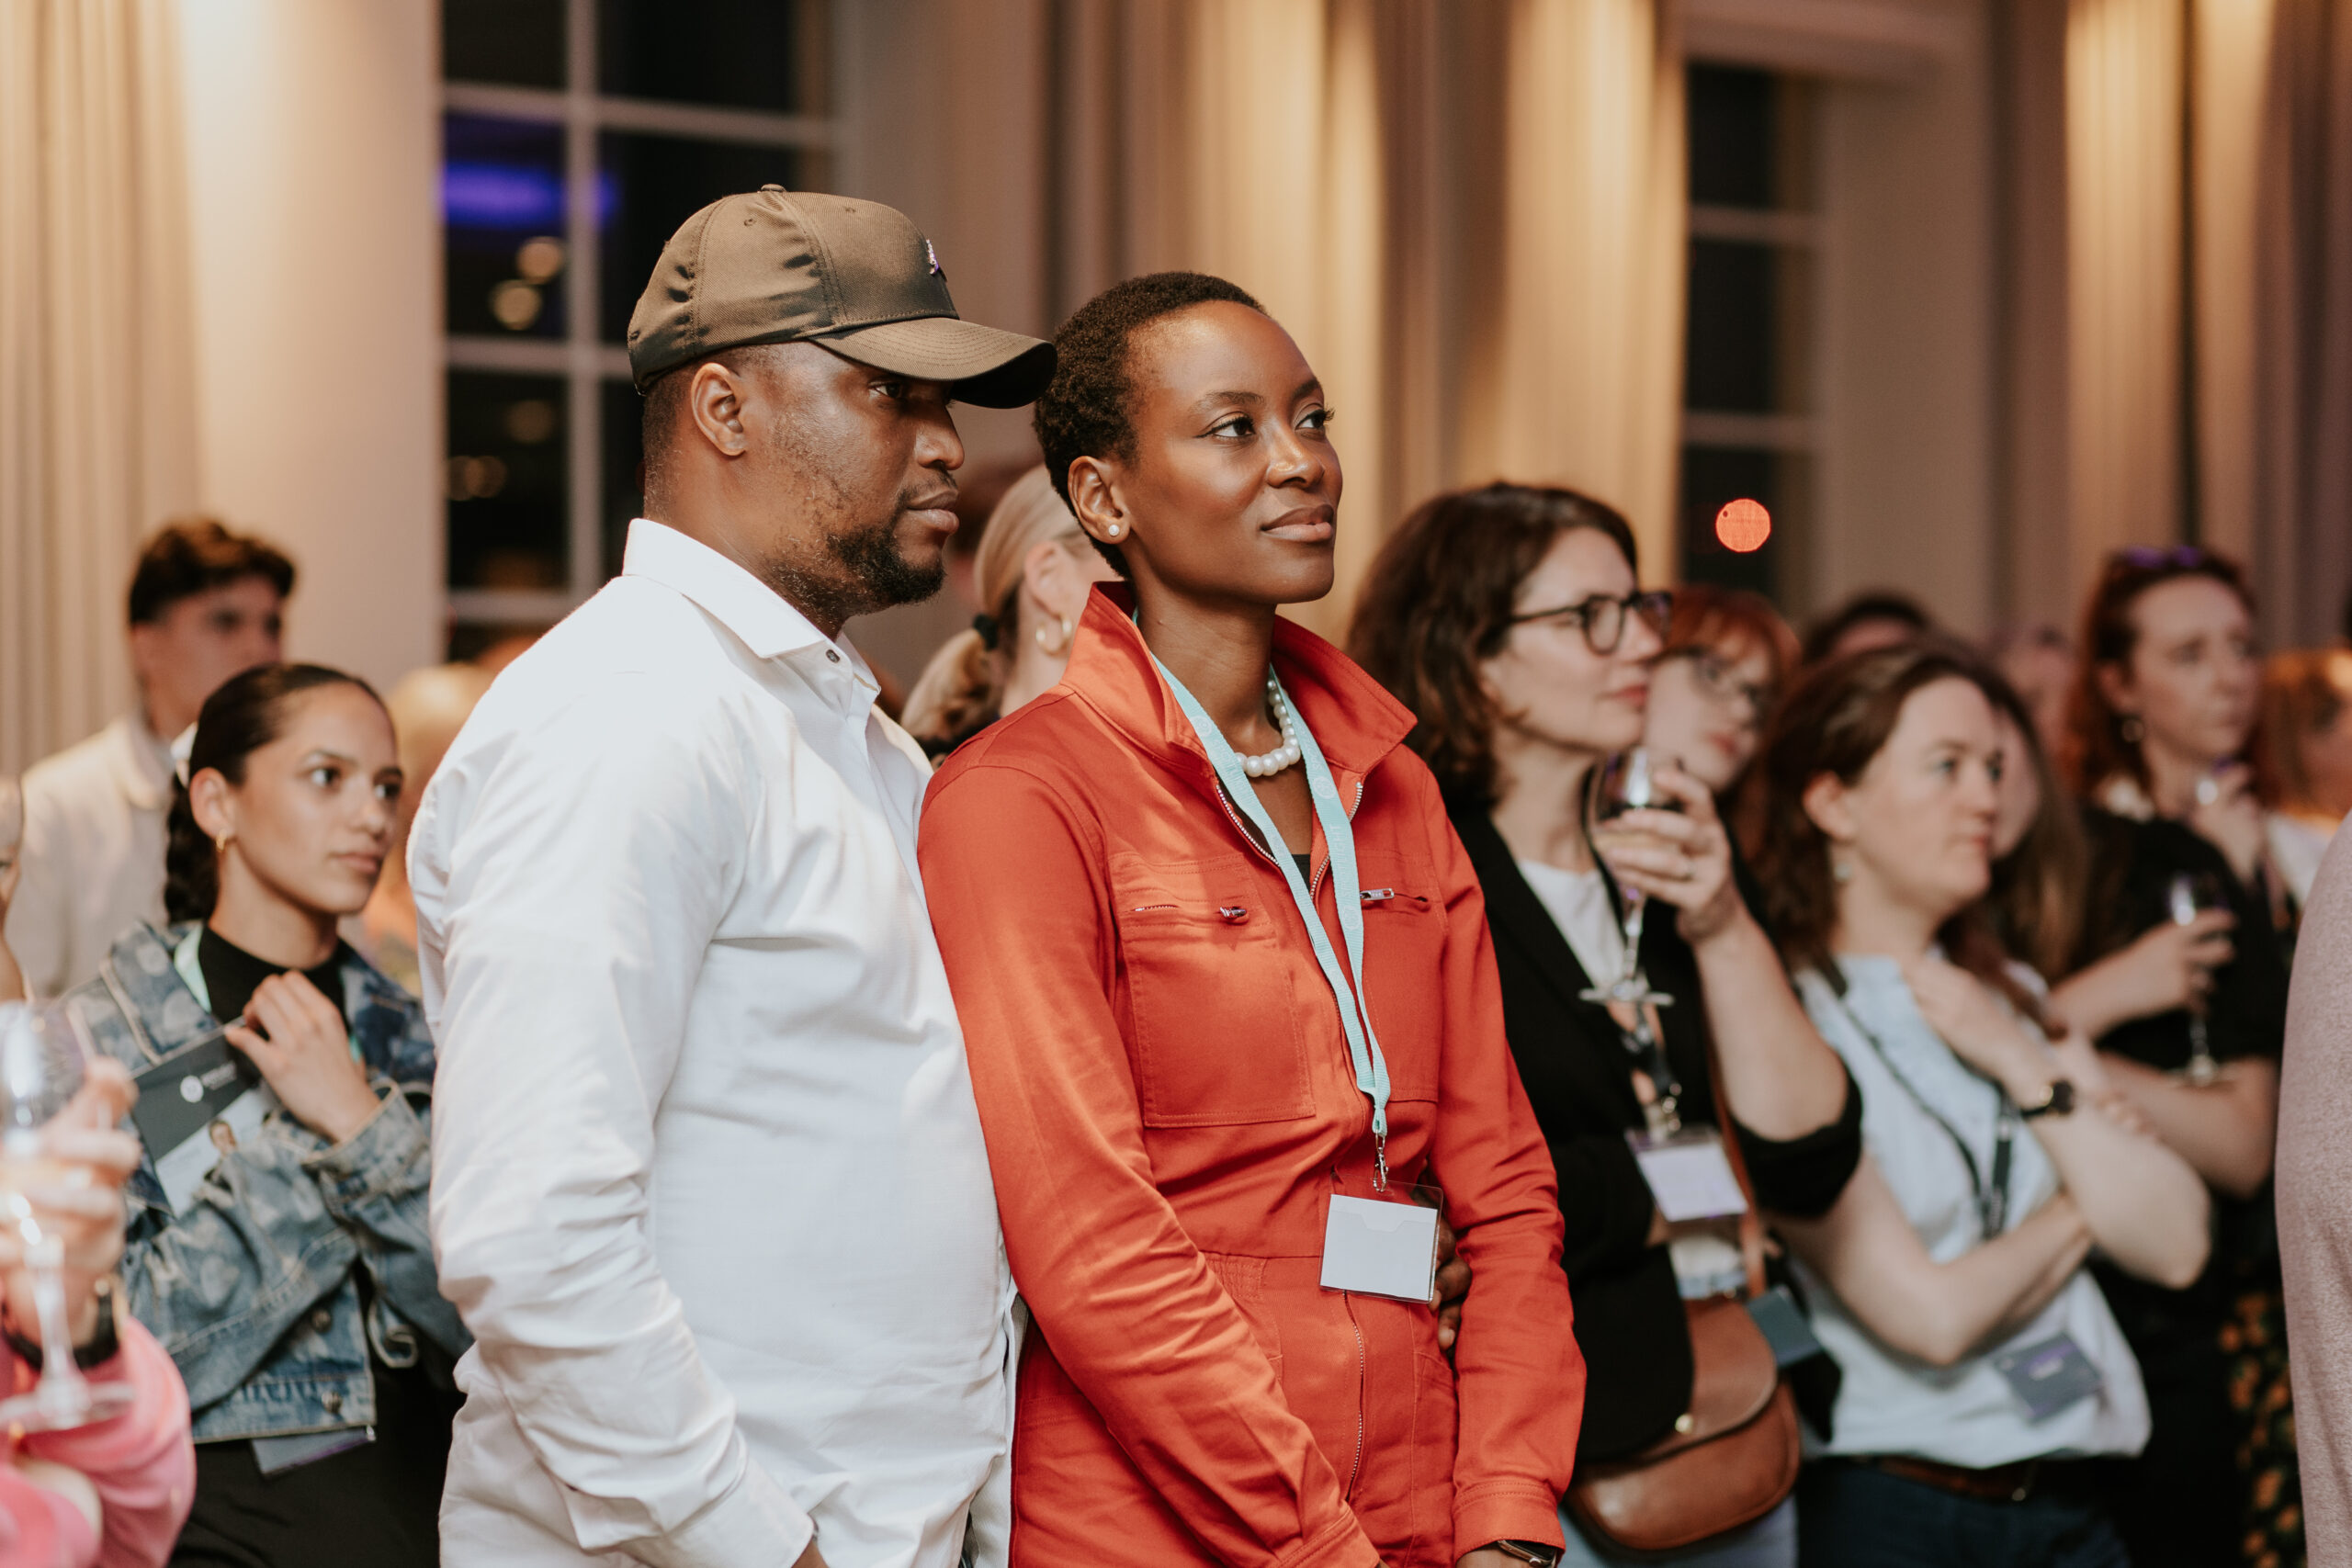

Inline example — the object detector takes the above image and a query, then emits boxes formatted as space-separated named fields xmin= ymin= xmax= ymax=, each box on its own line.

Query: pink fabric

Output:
xmin=0 ymin=1318 xmax=194 ymax=1568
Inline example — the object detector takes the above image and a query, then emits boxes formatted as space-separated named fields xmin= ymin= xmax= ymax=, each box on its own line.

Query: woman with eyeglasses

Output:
xmin=2052 ymin=547 xmax=2293 ymax=1568
xmin=1353 ymin=484 xmax=1860 ymax=1567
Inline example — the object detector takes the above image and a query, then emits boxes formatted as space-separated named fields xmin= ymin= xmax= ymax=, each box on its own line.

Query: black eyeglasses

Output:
xmin=1507 ymin=590 xmax=1673 ymax=655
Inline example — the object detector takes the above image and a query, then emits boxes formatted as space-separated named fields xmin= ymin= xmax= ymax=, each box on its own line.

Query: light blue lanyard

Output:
xmin=1151 ymin=655 xmax=1392 ymax=1187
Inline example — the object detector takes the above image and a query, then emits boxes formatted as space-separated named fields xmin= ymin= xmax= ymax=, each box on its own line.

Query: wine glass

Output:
xmin=2165 ymin=871 xmax=2225 ymax=1086
xmin=1581 ymin=748 xmax=1676 ymax=1010
xmin=0 ymin=998 xmax=134 ymax=1429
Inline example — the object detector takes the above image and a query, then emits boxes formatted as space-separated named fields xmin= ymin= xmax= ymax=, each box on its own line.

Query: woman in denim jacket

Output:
xmin=62 ymin=663 xmax=465 ymax=1567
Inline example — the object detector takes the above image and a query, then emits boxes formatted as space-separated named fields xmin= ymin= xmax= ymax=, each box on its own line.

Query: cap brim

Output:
xmin=818 ymin=316 xmax=1056 ymax=408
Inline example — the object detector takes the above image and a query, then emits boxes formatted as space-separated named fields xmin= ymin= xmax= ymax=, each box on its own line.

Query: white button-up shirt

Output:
xmin=413 ymin=520 xmax=1015 ymax=1568
xmin=6 ymin=716 xmax=175 ymax=998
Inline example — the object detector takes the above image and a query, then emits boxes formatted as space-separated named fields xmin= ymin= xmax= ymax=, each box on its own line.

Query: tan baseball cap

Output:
xmin=626 ymin=185 xmax=1054 ymax=406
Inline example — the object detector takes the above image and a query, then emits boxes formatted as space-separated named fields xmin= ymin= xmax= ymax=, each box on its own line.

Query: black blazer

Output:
xmin=1451 ymin=802 xmax=1860 ymax=1461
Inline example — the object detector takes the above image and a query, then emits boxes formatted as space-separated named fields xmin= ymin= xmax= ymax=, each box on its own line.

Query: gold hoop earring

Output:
xmin=214 ymin=832 xmax=232 ymax=858
xmin=1035 ymin=615 xmax=1073 ymax=658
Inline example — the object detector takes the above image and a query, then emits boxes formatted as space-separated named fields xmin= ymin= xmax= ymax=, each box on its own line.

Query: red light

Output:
xmin=1714 ymin=498 xmax=1771 ymax=553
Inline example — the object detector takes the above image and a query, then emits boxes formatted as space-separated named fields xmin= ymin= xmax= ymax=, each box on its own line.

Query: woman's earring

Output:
xmin=1832 ymin=858 xmax=1854 ymax=885
xmin=1035 ymin=615 xmax=1074 ymax=658
xmin=214 ymin=832 xmax=232 ymax=858
xmin=1104 ymin=523 xmax=1122 ymax=538
xmin=2119 ymin=714 xmax=2144 ymax=745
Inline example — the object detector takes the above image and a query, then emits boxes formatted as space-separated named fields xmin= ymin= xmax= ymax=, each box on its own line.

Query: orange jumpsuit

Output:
xmin=919 ymin=588 xmax=1585 ymax=1568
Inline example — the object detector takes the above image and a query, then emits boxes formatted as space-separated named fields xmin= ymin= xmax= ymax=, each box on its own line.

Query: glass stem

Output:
xmin=21 ymin=1228 xmax=85 ymax=1424
xmin=1619 ymin=890 xmax=1647 ymax=988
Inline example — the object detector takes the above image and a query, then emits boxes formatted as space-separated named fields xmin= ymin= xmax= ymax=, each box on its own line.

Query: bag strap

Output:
xmin=1691 ymin=1007 xmax=1768 ymax=1301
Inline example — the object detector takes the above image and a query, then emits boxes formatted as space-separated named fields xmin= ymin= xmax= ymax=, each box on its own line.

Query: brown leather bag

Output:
xmin=1563 ymin=1043 xmax=1804 ymax=1555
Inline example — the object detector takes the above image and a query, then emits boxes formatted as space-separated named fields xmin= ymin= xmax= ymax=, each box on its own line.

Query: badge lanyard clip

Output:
xmin=1153 ymin=655 xmax=1393 ymax=1190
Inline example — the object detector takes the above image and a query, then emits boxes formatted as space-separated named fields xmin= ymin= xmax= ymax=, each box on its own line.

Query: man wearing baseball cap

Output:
xmin=414 ymin=187 xmax=1052 ymax=1568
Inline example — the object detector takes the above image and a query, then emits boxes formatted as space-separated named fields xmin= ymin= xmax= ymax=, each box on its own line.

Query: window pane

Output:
xmin=602 ymin=378 xmax=647 ymax=579
xmin=445 ymin=0 xmax=566 ymax=88
xmin=1685 ymin=241 xmax=1778 ymax=413
xmin=597 ymin=0 xmax=820 ymax=113
xmin=448 ymin=371 xmax=570 ymax=590
xmin=598 ymin=131 xmax=815 ymax=342
xmin=445 ymin=114 xmax=570 ymax=339
xmin=1679 ymin=446 xmax=1811 ymax=608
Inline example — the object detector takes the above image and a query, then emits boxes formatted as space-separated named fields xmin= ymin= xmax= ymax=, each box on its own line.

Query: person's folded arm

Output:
xmin=420 ymin=682 xmax=808 ymax=1568
xmin=920 ymin=763 xmax=1380 ymax=1568
xmin=1421 ymin=808 xmax=1582 ymax=1557
xmin=1728 ymin=1061 xmax=1863 ymax=1220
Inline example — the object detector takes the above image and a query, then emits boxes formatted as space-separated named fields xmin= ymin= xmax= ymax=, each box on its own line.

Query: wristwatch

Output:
xmin=2018 ymin=1078 xmax=2075 ymax=1120
xmin=1488 ymin=1542 xmax=1562 ymax=1567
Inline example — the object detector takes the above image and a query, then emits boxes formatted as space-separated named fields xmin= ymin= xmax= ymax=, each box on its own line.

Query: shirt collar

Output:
xmin=622 ymin=517 xmax=838 ymax=664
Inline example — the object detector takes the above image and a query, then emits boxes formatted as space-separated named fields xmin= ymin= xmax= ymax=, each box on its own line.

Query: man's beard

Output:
xmin=760 ymin=498 xmax=947 ymax=630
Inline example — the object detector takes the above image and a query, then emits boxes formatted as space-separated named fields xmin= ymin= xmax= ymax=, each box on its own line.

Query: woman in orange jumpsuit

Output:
xmin=918 ymin=272 xmax=1586 ymax=1568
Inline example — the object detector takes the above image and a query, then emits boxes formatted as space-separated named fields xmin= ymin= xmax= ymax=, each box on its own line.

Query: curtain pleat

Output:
xmin=0 ymin=0 xmax=198 ymax=774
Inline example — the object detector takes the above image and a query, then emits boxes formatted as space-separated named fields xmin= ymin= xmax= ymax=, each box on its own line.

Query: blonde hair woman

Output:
xmin=902 ymin=465 xmax=1117 ymax=752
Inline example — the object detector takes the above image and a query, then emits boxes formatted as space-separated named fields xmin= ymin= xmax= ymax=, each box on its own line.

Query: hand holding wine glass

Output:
xmin=0 ymin=1000 xmax=138 ymax=1428
xmin=1581 ymin=748 xmax=1679 ymax=1008
xmin=1589 ymin=758 xmax=1741 ymax=944
xmin=2165 ymin=871 xmax=2228 ymax=1085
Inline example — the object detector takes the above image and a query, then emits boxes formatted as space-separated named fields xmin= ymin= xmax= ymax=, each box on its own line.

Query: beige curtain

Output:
xmin=0 ymin=0 xmax=198 ymax=775
xmin=2064 ymin=0 xmax=2185 ymax=593
xmin=1043 ymin=0 xmax=1689 ymax=637
xmin=2249 ymin=0 xmax=2352 ymax=644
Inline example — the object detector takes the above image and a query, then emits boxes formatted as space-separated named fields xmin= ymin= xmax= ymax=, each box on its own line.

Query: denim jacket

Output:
xmin=67 ymin=922 xmax=469 ymax=1443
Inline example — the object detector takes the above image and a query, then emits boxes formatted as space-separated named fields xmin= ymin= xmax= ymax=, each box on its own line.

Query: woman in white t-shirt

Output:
xmin=1749 ymin=642 xmax=2212 ymax=1568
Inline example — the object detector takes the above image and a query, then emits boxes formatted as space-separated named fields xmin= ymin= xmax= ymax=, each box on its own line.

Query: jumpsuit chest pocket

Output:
xmin=1113 ymin=853 xmax=1313 ymax=1127
xmin=1354 ymin=851 xmax=1446 ymax=1104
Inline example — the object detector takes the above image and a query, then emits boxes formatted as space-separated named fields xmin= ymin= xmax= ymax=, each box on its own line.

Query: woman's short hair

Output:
xmin=1349 ymin=482 xmax=1638 ymax=807
xmin=1032 ymin=271 xmax=1263 ymax=575
xmin=1752 ymin=641 xmax=2033 ymax=1010
xmin=900 ymin=467 xmax=1085 ymax=744
xmin=164 ymin=664 xmax=384 ymax=923
xmin=2062 ymin=546 xmax=2256 ymax=794
xmin=2255 ymin=647 xmax=2352 ymax=813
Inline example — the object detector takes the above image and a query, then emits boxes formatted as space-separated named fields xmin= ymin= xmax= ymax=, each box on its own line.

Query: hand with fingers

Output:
xmin=224 ymin=972 xmax=379 ymax=1146
xmin=0 ymin=1059 xmax=140 ymax=1350
xmin=1430 ymin=1211 xmax=1471 ymax=1355
xmin=1591 ymin=761 xmax=1741 ymax=944
xmin=1902 ymin=953 xmax=2050 ymax=1101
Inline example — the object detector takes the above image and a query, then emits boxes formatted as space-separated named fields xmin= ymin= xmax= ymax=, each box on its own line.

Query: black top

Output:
xmin=2073 ymin=806 xmax=2289 ymax=1368
xmin=181 ymin=929 xmax=457 ymax=1568
xmin=1450 ymin=803 xmax=1863 ymax=1461
xmin=197 ymin=927 xmax=350 ymax=1033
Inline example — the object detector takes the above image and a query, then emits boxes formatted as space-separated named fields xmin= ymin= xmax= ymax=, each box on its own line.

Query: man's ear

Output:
xmin=1065 ymin=457 xmax=1129 ymax=549
xmin=688 ymin=361 xmax=752 ymax=458
xmin=1802 ymin=771 xmax=1857 ymax=845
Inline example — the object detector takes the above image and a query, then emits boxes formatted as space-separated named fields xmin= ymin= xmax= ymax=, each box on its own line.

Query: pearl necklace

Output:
xmin=1238 ymin=673 xmax=1304 ymax=778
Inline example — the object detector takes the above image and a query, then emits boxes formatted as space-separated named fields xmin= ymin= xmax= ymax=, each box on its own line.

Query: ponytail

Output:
xmin=901 ymin=625 xmax=1002 ymax=747
xmin=164 ymin=663 xmax=383 ymax=923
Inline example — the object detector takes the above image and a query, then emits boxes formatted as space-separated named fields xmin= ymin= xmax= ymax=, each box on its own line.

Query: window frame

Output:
xmin=441 ymin=0 xmax=837 ymax=636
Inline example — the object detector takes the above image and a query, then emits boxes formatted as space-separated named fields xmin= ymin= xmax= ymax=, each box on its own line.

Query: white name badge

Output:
xmin=1627 ymin=1128 xmax=1749 ymax=1223
xmin=1320 ymin=1195 xmax=1441 ymax=1302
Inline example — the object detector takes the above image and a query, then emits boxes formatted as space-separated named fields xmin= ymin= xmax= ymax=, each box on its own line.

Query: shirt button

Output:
xmin=322 ymin=1391 xmax=343 ymax=1414
xmin=825 ymin=649 xmax=842 ymax=663
xmin=311 ymin=1308 xmax=334 ymax=1333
